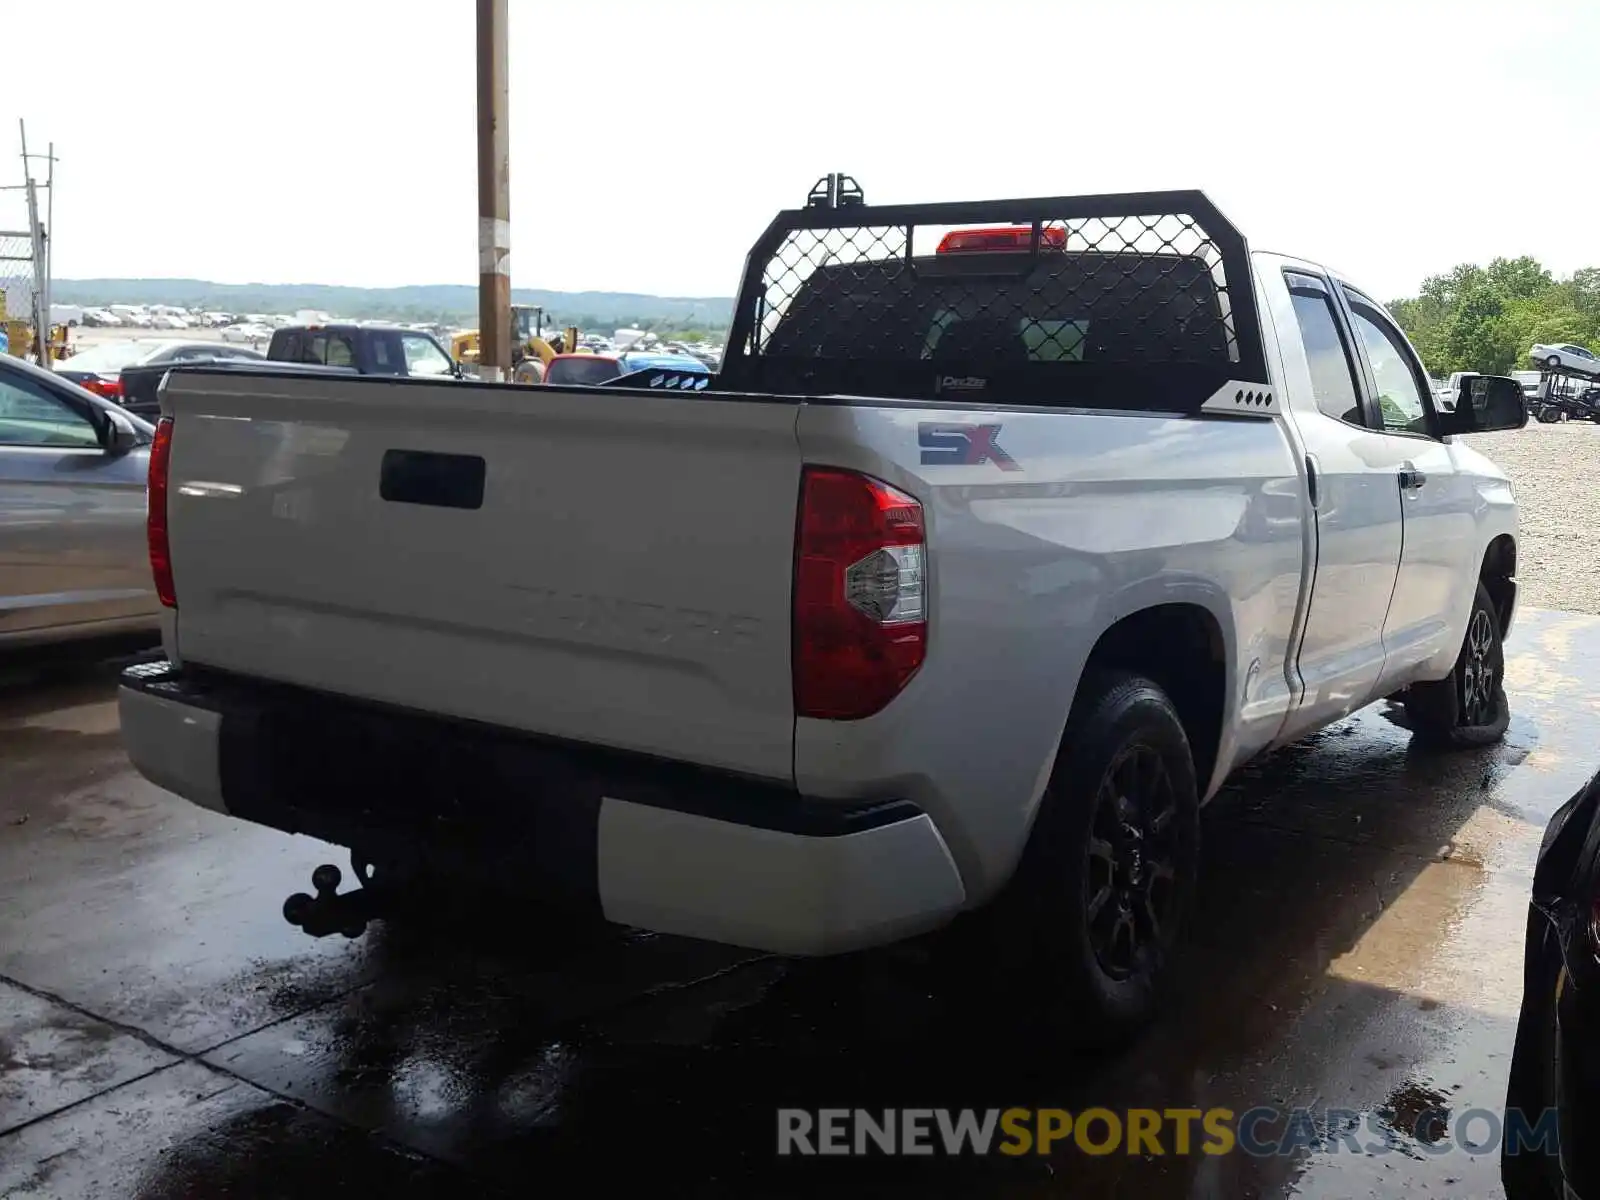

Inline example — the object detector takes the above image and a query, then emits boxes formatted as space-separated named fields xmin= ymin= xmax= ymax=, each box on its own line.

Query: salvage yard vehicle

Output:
xmin=120 ymin=324 xmax=469 ymax=417
xmin=453 ymin=306 xmax=581 ymax=383
xmin=1505 ymin=767 xmax=1600 ymax=1200
xmin=265 ymin=323 xmax=464 ymax=378
xmin=542 ymin=350 xmax=713 ymax=387
xmin=1530 ymin=342 xmax=1600 ymax=376
xmin=0 ymin=352 xmax=158 ymax=646
xmin=56 ymin=338 xmax=264 ymax=406
xmin=119 ymin=180 xmax=1527 ymax=1045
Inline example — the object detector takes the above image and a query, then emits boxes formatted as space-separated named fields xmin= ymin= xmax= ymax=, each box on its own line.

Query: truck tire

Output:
xmin=951 ymin=671 xmax=1201 ymax=1049
xmin=1403 ymin=582 xmax=1509 ymax=749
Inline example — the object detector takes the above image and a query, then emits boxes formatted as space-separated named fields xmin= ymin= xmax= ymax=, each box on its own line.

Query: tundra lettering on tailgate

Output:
xmin=918 ymin=422 xmax=1020 ymax=471
xmin=508 ymin=585 xmax=763 ymax=654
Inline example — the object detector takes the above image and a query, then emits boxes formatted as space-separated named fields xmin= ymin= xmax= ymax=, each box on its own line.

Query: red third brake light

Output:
xmin=148 ymin=417 xmax=176 ymax=608
xmin=936 ymin=225 xmax=1068 ymax=255
xmin=794 ymin=467 xmax=927 ymax=720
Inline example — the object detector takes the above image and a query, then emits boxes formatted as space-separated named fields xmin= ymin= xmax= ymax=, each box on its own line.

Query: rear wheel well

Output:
xmin=1080 ymin=605 xmax=1227 ymax=790
xmin=1480 ymin=535 xmax=1516 ymax=637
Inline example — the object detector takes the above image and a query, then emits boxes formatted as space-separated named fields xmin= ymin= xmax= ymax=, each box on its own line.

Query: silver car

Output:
xmin=1529 ymin=342 xmax=1600 ymax=375
xmin=0 ymin=353 xmax=159 ymax=647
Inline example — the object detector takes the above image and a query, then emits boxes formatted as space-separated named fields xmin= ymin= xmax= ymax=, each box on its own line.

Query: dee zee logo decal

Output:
xmin=918 ymin=422 xmax=1020 ymax=472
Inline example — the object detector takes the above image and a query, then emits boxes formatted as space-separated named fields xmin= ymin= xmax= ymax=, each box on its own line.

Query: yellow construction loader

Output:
xmin=0 ymin=321 xmax=71 ymax=361
xmin=452 ymin=305 xmax=580 ymax=383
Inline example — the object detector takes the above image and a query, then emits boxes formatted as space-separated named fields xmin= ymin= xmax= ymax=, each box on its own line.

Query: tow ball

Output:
xmin=282 ymin=864 xmax=382 ymax=939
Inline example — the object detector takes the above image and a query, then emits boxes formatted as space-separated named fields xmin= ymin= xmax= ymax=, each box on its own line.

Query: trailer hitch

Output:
xmin=282 ymin=864 xmax=382 ymax=939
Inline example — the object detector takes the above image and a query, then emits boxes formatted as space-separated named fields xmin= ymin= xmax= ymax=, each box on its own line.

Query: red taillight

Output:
xmin=147 ymin=417 xmax=175 ymax=608
xmin=82 ymin=375 xmax=122 ymax=400
xmin=794 ymin=467 xmax=926 ymax=720
xmin=936 ymin=225 xmax=1067 ymax=254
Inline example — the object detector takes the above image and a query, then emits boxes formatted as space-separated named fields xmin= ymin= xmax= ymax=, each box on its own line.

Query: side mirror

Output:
xmin=1442 ymin=375 xmax=1527 ymax=435
xmin=101 ymin=408 xmax=141 ymax=455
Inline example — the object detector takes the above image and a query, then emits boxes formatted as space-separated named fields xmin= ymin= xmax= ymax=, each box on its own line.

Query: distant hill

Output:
xmin=50 ymin=278 xmax=734 ymax=332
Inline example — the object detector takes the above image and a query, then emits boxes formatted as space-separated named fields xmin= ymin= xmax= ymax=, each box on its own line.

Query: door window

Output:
xmin=399 ymin=334 xmax=453 ymax=377
xmin=1283 ymin=273 xmax=1363 ymax=425
xmin=368 ymin=334 xmax=402 ymax=375
xmin=0 ymin=373 xmax=101 ymax=447
xmin=326 ymin=334 xmax=357 ymax=368
xmin=1343 ymin=294 xmax=1431 ymax=434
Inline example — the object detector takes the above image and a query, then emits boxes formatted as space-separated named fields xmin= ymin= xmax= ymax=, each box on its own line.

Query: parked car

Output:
xmin=1530 ymin=343 xmax=1600 ymax=375
xmin=1504 ymin=766 xmax=1600 ymax=1200
xmin=118 ymin=345 xmax=273 ymax=417
xmin=149 ymin=313 xmax=190 ymax=330
xmin=0 ymin=352 xmax=158 ymax=647
xmin=220 ymin=323 xmax=272 ymax=344
xmin=119 ymin=186 xmax=1527 ymax=1045
xmin=542 ymin=350 xmax=712 ymax=387
xmin=82 ymin=309 xmax=123 ymax=327
xmin=52 ymin=339 xmax=264 ymax=404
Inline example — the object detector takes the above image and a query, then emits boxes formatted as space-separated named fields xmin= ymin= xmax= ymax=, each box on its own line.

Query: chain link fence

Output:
xmin=0 ymin=230 xmax=40 ymax=331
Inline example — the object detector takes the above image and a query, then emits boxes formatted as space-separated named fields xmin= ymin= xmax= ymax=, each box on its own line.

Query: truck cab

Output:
xmin=268 ymin=323 xmax=462 ymax=379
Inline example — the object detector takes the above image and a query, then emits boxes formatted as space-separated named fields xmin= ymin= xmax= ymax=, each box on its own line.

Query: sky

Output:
xmin=2 ymin=0 xmax=1597 ymax=301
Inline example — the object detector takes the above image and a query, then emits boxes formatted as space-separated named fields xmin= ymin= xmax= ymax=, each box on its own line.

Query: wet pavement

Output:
xmin=2 ymin=610 xmax=1597 ymax=1199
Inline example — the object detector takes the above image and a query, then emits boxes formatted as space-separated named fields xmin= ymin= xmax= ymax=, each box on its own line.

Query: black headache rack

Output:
xmin=607 ymin=366 xmax=713 ymax=391
xmin=715 ymin=178 xmax=1270 ymax=411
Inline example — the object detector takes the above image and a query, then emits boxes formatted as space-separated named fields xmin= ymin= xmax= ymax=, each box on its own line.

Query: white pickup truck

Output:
xmin=119 ymin=182 xmax=1527 ymax=1044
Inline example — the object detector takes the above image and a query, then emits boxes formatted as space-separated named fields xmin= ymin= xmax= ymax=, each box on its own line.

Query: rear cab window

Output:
xmin=767 ymin=255 xmax=1228 ymax=367
xmin=271 ymin=330 xmax=305 ymax=362
xmin=547 ymin=358 xmax=623 ymax=387
xmin=746 ymin=221 xmax=1250 ymax=410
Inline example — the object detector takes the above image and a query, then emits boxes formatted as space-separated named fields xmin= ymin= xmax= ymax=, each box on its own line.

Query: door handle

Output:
xmin=1398 ymin=463 xmax=1427 ymax=490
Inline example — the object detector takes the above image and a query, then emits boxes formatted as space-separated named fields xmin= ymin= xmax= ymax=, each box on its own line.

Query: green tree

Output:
xmin=1484 ymin=255 xmax=1553 ymax=301
xmin=1392 ymin=255 xmax=1600 ymax=376
xmin=1441 ymin=284 xmax=1515 ymax=374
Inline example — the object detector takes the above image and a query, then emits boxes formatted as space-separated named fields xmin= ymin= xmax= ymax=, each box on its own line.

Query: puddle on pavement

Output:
xmin=6 ymin=609 xmax=1599 ymax=1197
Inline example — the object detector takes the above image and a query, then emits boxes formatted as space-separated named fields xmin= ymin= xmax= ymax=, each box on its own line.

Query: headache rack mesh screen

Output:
xmin=720 ymin=190 xmax=1266 ymax=407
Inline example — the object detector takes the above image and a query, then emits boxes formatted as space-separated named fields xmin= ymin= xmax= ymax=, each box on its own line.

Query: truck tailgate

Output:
xmin=160 ymin=371 xmax=801 ymax=781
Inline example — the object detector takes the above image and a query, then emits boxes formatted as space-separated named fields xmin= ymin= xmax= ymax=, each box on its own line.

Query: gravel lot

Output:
xmin=1472 ymin=421 xmax=1600 ymax=613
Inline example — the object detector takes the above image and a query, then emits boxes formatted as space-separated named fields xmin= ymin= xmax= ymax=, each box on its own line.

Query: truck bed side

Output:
xmin=790 ymin=400 xmax=1307 ymax=899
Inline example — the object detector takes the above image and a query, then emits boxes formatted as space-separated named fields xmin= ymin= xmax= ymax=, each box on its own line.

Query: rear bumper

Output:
xmin=118 ymin=662 xmax=966 ymax=956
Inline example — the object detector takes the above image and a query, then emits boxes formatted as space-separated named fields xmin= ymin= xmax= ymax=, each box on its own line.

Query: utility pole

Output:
xmin=476 ymin=0 xmax=510 ymax=382
xmin=19 ymin=120 xmax=51 ymax=370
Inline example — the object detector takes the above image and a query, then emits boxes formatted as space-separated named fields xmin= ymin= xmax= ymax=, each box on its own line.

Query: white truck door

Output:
xmin=1335 ymin=284 xmax=1479 ymax=685
xmin=1268 ymin=268 xmax=1404 ymax=743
